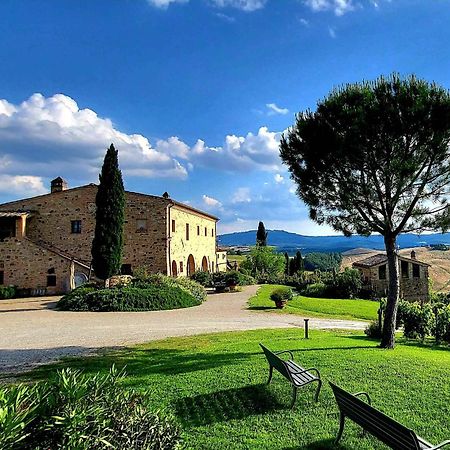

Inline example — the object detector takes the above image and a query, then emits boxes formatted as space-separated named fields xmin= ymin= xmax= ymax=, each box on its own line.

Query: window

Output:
xmin=211 ymin=228 xmax=214 ymax=237
xmin=172 ymin=220 xmax=175 ymax=232
xmin=401 ymin=261 xmax=409 ymax=278
xmin=186 ymin=223 xmax=189 ymax=240
xmin=71 ymin=220 xmax=81 ymax=234
xmin=205 ymin=227 xmax=207 ymax=236
xmin=180 ymin=261 xmax=184 ymax=272
xmin=121 ymin=264 xmax=133 ymax=275
xmin=47 ymin=268 xmax=56 ymax=287
xmin=136 ymin=219 xmax=147 ymax=233
xmin=197 ymin=225 xmax=200 ymax=236
xmin=378 ymin=265 xmax=386 ymax=280
xmin=0 ymin=271 xmax=3 ymax=285
xmin=413 ymin=263 xmax=420 ymax=278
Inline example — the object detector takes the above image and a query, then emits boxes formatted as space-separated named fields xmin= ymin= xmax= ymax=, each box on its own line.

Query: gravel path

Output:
xmin=0 ymin=286 xmax=365 ymax=374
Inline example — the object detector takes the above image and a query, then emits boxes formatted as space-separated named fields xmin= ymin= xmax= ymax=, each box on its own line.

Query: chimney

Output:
xmin=162 ymin=192 xmax=170 ymax=199
xmin=411 ymin=250 xmax=416 ymax=260
xmin=51 ymin=177 xmax=68 ymax=193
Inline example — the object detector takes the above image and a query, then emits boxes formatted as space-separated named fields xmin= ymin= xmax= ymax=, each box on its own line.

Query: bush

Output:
xmin=224 ymin=270 xmax=240 ymax=286
xmin=0 ymin=285 xmax=16 ymax=299
xmin=0 ymin=367 xmax=180 ymax=450
xmin=401 ymin=302 xmax=434 ymax=341
xmin=58 ymin=275 xmax=206 ymax=311
xmin=434 ymin=304 xmax=450 ymax=344
xmin=301 ymin=282 xmax=327 ymax=298
xmin=190 ymin=270 xmax=212 ymax=287
xmin=236 ymin=272 xmax=256 ymax=286
xmin=328 ymin=268 xmax=363 ymax=298
xmin=240 ymin=246 xmax=285 ymax=280
xmin=270 ymin=287 xmax=293 ymax=303
xmin=364 ymin=320 xmax=382 ymax=339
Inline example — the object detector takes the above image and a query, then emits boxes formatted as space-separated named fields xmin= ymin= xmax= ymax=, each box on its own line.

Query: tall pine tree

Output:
xmin=91 ymin=144 xmax=125 ymax=280
xmin=284 ymin=252 xmax=290 ymax=275
xmin=256 ymin=221 xmax=268 ymax=246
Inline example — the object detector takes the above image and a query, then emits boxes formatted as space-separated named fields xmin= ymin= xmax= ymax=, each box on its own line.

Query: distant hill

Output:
xmin=218 ymin=229 xmax=450 ymax=254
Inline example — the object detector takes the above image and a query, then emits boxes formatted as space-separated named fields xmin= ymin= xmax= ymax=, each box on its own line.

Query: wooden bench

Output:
xmin=330 ymin=382 xmax=450 ymax=450
xmin=259 ymin=343 xmax=322 ymax=408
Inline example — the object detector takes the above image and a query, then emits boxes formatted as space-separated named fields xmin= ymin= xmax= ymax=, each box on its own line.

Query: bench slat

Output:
xmin=330 ymin=382 xmax=422 ymax=450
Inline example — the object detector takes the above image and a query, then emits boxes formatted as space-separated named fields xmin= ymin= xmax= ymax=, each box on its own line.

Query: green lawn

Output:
xmin=249 ymin=284 xmax=380 ymax=321
xmin=20 ymin=329 xmax=450 ymax=449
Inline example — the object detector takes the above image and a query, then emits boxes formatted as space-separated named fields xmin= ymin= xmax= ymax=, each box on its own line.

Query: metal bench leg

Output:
xmin=290 ymin=386 xmax=298 ymax=409
xmin=267 ymin=366 xmax=273 ymax=385
xmin=314 ymin=379 xmax=322 ymax=402
xmin=335 ymin=413 xmax=345 ymax=444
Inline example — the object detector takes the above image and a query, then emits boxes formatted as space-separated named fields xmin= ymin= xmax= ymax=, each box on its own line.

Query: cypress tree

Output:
xmin=295 ymin=250 xmax=304 ymax=273
xmin=91 ymin=144 xmax=125 ymax=280
xmin=256 ymin=221 xmax=268 ymax=246
xmin=284 ymin=252 xmax=290 ymax=275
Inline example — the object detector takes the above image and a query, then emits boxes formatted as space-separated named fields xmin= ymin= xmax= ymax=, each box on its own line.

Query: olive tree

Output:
xmin=280 ymin=74 xmax=450 ymax=348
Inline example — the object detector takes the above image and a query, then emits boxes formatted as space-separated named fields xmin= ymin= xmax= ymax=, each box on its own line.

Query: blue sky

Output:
xmin=0 ymin=0 xmax=449 ymax=235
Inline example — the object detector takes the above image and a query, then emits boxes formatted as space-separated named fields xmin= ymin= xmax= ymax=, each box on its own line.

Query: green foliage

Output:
xmin=302 ymin=282 xmax=327 ymax=298
xmin=58 ymin=275 xmax=206 ymax=311
xmin=190 ymin=270 xmax=213 ymax=287
xmin=303 ymin=252 xmax=342 ymax=272
xmin=329 ymin=268 xmax=363 ymax=298
xmin=0 ymin=285 xmax=16 ymax=299
xmin=401 ymin=302 xmax=434 ymax=341
xmin=434 ymin=304 xmax=450 ymax=343
xmin=240 ymin=246 xmax=285 ymax=281
xmin=91 ymin=144 xmax=125 ymax=280
xmin=0 ymin=367 xmax=180 ymax=450
xmin=224 ymin=270 xmax=240 ymax=286
xmin=256 ymin=221 xmax=268 ymax=246
xmin=270 ymin=286 xmax=293 ymax=303
xmin=364 ymin=320 xmax=382 ymax=339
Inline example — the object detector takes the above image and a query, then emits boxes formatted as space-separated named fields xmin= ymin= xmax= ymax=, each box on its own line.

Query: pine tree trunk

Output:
xmin=380 ymin=233 xmax=400 ymax=349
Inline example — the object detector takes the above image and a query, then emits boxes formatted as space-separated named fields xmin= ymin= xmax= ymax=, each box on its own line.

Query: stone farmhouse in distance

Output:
xmin=352 ymin=250 xmax=430 ymax=302
xmin=0 ymin=177 xmax=226 ymax=295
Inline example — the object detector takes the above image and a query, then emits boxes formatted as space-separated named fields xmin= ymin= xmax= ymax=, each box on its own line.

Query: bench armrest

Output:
xmin=290 ymin=367 xmax=321 ymax=379
xmin=431 ymin=440 xmax=450 ymax=450
xmin=275 ymin=350 xmax=294 ymax=359
xmin=353 ymin=391 xmax=371 ymax=405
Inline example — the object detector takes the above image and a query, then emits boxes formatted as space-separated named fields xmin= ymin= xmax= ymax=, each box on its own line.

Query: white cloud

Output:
xmin=274 ymin=173 xmax=284 ymax=183
xmin=232 ymin=187 xmax=251 ymax=203
xmin=328 ymin=26 xmax=337 ymax=38
xmin=210 ymin=0 xmax=267 ymax=11
xmin=0 ymin=93 xmax=187 ymax=181
xmin=147 ymin=0 xmax=188 ymax=9
xmin=299 ymin=17 xmax=309 ymax=26
xmin=0 ymin=175 xmax=47 ymax=197
xmin=202 ymin=194 xmax=222 ymax=208
xmin=215 ymin=12 xmax=236 ymax=22
xmin=266 ymin=103 xmax=289 ymax=116
xmin=304 ymin=0 xmax=355 ymax=16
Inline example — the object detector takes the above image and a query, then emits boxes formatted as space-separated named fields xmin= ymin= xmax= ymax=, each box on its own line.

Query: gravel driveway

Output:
xmin=0 ymin=286 xmax=364 ymax=374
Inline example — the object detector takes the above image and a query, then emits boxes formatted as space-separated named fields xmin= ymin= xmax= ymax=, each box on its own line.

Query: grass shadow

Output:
xmin=248 ymin=305 xmax=276 ymax=311
xmin=284 ymin=439 xmax=347 ymax=449
xmin=174 ymin=383 xmax=284 ymax=426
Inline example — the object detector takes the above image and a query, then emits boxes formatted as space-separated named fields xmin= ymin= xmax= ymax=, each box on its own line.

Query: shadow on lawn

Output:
xmin=19 ymin=347 xmax=259 ymax=382
xmin=174 ymin=383 xmax=284 ymax=426
xmin=248 ymin=305 xmax=276 ymax=311
xmin=341 ymin=334 xmax=450 ymax=351
xmin=284 ymin=439 xmax=347 ymax=449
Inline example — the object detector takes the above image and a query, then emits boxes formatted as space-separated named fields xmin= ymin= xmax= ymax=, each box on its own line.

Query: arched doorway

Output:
xmin=187 ymin=254 xmax=195 ymax=276
xmin=202 ymin=256 xmax=208 ymax=272
xmin=172 ymin=260 xmax=178 ymax=277
xmin=74 ymin=272 xmax=88 ymax=288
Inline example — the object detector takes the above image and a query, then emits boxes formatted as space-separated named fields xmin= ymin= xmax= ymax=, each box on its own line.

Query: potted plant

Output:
xmin=225 ymin=270 xmax=240 ymax=292
xmin=270 ymin=287 xmax=293 ymax=309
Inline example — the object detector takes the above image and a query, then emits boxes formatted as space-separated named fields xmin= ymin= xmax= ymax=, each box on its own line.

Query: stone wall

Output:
xmin=358 ymin=261 xmax=429 ymax=302
xmin=169 ymin=205 xmax=217 ymax=276
xmin=0 ymin=237 xmax=89 ymax=295
xmin=0 ymin=186 xmax=170 ymax=274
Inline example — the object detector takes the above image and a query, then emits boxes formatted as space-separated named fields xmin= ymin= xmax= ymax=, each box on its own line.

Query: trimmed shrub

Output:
xmin=0 ymin=367 xmax=180 ymax=450
xmin=270 ymin=287 xmax=293 ymax=303
xmin=236 ymin=272 xmax=256 ymax=286
xmin=58 ymin=275 xmax=206 ymax=311
xmin=364 ymin=320 xmax=382 ymax=339
xmin=190 ymin=270 xmax=212 ymax=287
xmin=0 ymin=285 xmax=16 ymax=299
xmin=301 ymin=282 xmax=327 ymax=298
xmin=224 ymin=270 xmax=240 ymax=287
xmin=329 ymin=268 xmax=363 ymax=298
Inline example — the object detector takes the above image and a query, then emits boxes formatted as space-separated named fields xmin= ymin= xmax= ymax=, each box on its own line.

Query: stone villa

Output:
xmin=0 ymin=177 xmax=225 ymax=295
xmin=352 ymin=250 xmax=430 ymax=302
